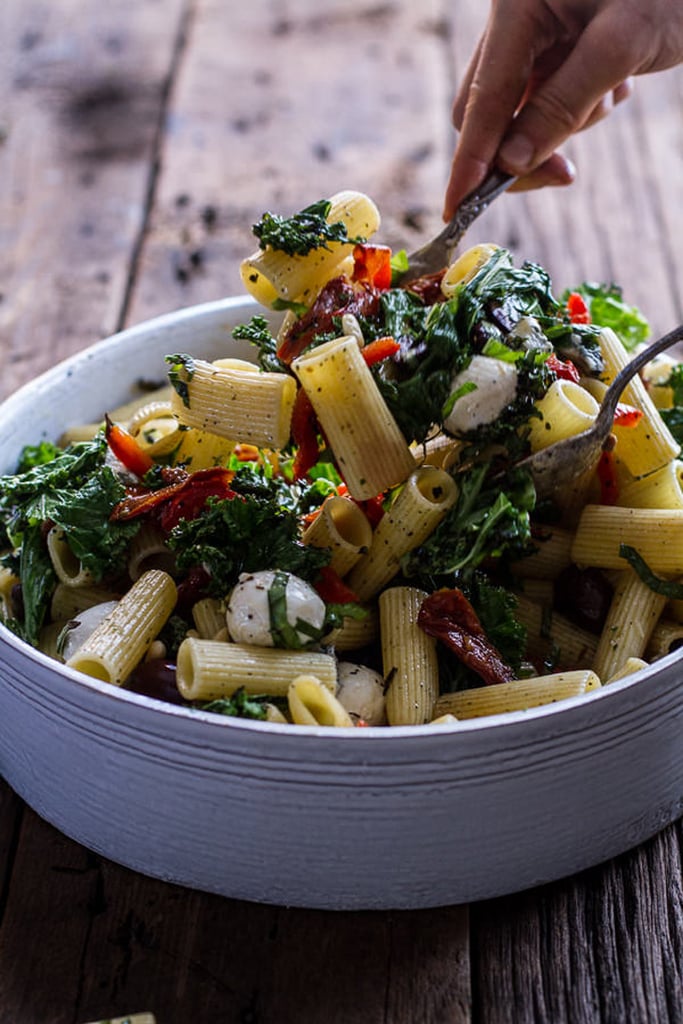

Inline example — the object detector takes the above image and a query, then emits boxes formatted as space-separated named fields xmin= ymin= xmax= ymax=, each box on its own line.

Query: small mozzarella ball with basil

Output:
xmin=336 ymin=661 xmax=386 ymax=725
xmin=443 ymin=354 xmax=518 ymax=436
xmin=60 ymin=601 xmax=120 ymax=662
xmin=226 ymin=570 xmax=326 ymax=648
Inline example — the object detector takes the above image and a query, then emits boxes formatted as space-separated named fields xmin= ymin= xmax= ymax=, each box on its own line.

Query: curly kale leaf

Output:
xmin=0 ymin=435 xmax=141 ymax=644
xmin=374 ymin=293 xmax=469 ymax=443
xmin=658 ymin=364 xmax=683 ymax=445
xmin=402 ymin=462 xmax=536 ymax=579
xmin=200 ymin=687 xmax=270 ymax=720
xmin=232 ymin=315 xmax=288 ymax=373
xmin=252 ymin=199 xmax=364 ymax=256
xmin=168 ymin=491 xmax=329 ymax=598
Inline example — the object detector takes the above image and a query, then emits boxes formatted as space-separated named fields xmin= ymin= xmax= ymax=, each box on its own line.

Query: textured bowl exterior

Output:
xmin=1 ymin=297 xmax=682 ymax=910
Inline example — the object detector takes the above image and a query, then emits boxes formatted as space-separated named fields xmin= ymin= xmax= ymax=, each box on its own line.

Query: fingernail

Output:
xmin=499 ymin=133 xmax=535 ymax=172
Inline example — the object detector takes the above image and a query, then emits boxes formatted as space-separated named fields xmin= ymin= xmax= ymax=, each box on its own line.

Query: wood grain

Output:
xmin=0 ymin=0 xmax=188 ymax=400
xmin=0 ymin=0 xmax=682 ymax=1022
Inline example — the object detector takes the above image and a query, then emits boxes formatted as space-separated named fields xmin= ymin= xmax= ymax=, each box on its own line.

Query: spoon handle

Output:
xmin=398 ymin=169 xmax=516 ymax=282
xmin=596 ymin=322 xmax=683 ymax=431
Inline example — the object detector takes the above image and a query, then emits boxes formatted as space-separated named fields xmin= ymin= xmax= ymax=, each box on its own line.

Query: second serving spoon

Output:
xmin=520 ymin=323 xmax=683 ymax=499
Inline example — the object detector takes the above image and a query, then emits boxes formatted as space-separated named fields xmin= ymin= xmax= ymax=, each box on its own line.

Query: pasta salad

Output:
xmin=1 ymin=190 xmax=682 ymax=728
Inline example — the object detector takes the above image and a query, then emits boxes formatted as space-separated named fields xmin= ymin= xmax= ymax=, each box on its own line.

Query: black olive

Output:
xmin=126 ymin=659 xmax=186 ymax=705
xmin=554 ymin=566 xmax=614 ymax=633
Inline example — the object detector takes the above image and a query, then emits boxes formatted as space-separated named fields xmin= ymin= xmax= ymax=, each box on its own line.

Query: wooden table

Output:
xmin=1 ymin=2 xmax=682 ymax=1021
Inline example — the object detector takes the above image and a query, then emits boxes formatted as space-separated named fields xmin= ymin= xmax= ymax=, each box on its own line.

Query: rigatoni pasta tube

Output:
xmin=348 ymin=467 xmax=458 ymax=601
xmin=514 ymin=594 xmax=598 ymax=669
xmin=599 ymin=327 xmax=679 ymax=476
xmin=527 ymin=380 xmax=600 ymax=453
xmin=66 ymin=570 xmax=177 ymax=685
xmin=302 ymin=495 xmax=372 ymax=577
xmin=46 ymin=527 xmax=93 ymax=587
xmin=572 ymin=505 xmax=683 ymax=573
xmin=288 ymin=675 xmax=354 ymax=727
xmin=324 ymin=604 xmax=379 ymax=651
xmin=240 ymin=191 xmax=381 ymax=307
xmin=50 ymin=582 xmax=122 ymax=622
xmin=176 ymin=638 xmax=337 ymax=701
xmin=380 ymin=586 xmax=439 ymax=726
xmin=292 ymin=335 xmax=415 ymax=500
xmin=192 ymin=597 xmax=227 ymax=640
xmin=592 ymin=569 xmax=667 ymax=680
xmin=433 ymin=670 xmax=601 ymax=719
xmin=170 ymin=357 xmax=296 ymax=450
xmin=617 ymin=460 xmax=683 ymax=510
xmin=645 ymin=619 xmax=683 ymax=661
xmin=510 ymin=525 xmax=574 ymax=580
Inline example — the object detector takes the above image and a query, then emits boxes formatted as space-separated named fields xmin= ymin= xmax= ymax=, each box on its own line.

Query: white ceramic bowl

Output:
xmin=1 ymin=297 xmax=682 ymax=910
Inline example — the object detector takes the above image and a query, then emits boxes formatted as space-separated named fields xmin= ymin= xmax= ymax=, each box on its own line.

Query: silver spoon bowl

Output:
xmin=520 ymin=323 xmax=683 ymax=499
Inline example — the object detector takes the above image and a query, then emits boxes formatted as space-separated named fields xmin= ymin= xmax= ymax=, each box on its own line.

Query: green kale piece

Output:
xmin=402 ymin=462 xmax=536 ymax=579
xmin=564 ymin=282 xmax=650 ymax=350
xmin=165 ymin=353 xmax=195 ymax=407
xmin=200 ymin=687 xmax=270 ymax=720
xmin=15 ymin=441 xmax=62 ymax=472
xmin=157 ymin=614 xmax=192 ymax=659
xmin=168 ymin=490 xmax=329 ymax=598
xmin=35 ymin=470 xmax=139 ymax=578
xmin=252 ymin=199 xmax=364 ymax=256
xmin=374 ymin=293 xmax=469 ymax=444
xmin=457 ymin=249 xmax=603 ymax=373
xmin=659 ymin=364 xmax=683 ymax=445
xmin=232 ymin=315 xmax=288 ymax=373
xmin=15 ymin=523 xmax=57 ymax=646
xmin=0 ymin=436 xmax=140 ymax=644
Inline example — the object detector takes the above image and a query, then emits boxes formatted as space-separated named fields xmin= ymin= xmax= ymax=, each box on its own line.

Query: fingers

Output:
xmin=496 ymin=17 xmax=637 ymax=177
xmin=507 ymin=152 xmax=576 ymax=192
xmin=443 ymin=8 xmax=547 ymax=218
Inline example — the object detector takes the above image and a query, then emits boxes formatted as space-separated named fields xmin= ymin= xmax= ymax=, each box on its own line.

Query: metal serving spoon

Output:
xmin=520 ymin=322 xmax=683 ymax=499
xmin=395 ymin=168 xmax=516 ymax=283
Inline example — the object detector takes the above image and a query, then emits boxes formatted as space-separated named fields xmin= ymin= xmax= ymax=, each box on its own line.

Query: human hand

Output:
xmin=444 ymin=0 xmax=683 ymax=219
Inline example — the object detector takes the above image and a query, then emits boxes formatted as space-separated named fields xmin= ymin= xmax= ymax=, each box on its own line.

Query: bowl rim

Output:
xmin=1 ymin=294 xmax=679 ymax=743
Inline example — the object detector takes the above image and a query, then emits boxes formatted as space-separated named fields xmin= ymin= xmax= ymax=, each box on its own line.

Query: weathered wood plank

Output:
xmin=472 ymin=824 xmax=683 ymax=1024
xmin=0 ymin=1 xmax=682 ymax=1023
xmin=447 ymin=4 xmax=683 ymax=336
xmin=124 ymin=0 xmax=456 ymax=324
xmin=0 ymin=0 xmax=188 ymax=401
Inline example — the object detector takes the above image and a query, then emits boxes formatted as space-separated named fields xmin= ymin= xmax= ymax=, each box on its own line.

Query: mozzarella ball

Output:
xmin=226 ymin=570 xmax=326 ymax=648
xmin=60 ymin=601 xmax=120 ymax=662
xmin=336 ymin=661 xmax=386 ymax=725
xmin=443 ymin=355 xmax=518 ymax=436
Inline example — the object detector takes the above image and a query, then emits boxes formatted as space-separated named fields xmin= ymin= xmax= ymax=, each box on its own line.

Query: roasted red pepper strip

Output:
xmin=613 ymin=403 xmax=644 ymax=428
xmin=105 ymin=414 xmax=154 ymax=478
xmin=277 ymin=277 xmax=381 ymax=365
xmin=337 ymin=484 xmax=385 ymax=527
xmin=352 ymin=243 xmax=392 ymax=290
xmin=566 ymin=291 xmax=591 ymax=324
xmin=314 ymin=565 xmax=360 ymax=605
xmin=546 ymin=352 xmax=581 ymax=383
xmin=361 ymin=336 xmax=400 ymax=367
xmin=291 ymin=388 xmax=320 ymax=480
xmin=418 ymin=588 xmax=515 ymax=686
xmin=111 ymin=467 xmax=236 ymax=530
xmin=597 ymin=450 xmax=619 ymax=505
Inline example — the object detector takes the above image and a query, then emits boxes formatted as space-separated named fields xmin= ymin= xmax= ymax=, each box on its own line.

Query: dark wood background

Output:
xmin=0 ymin=1 xmax=682 ymax=1021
